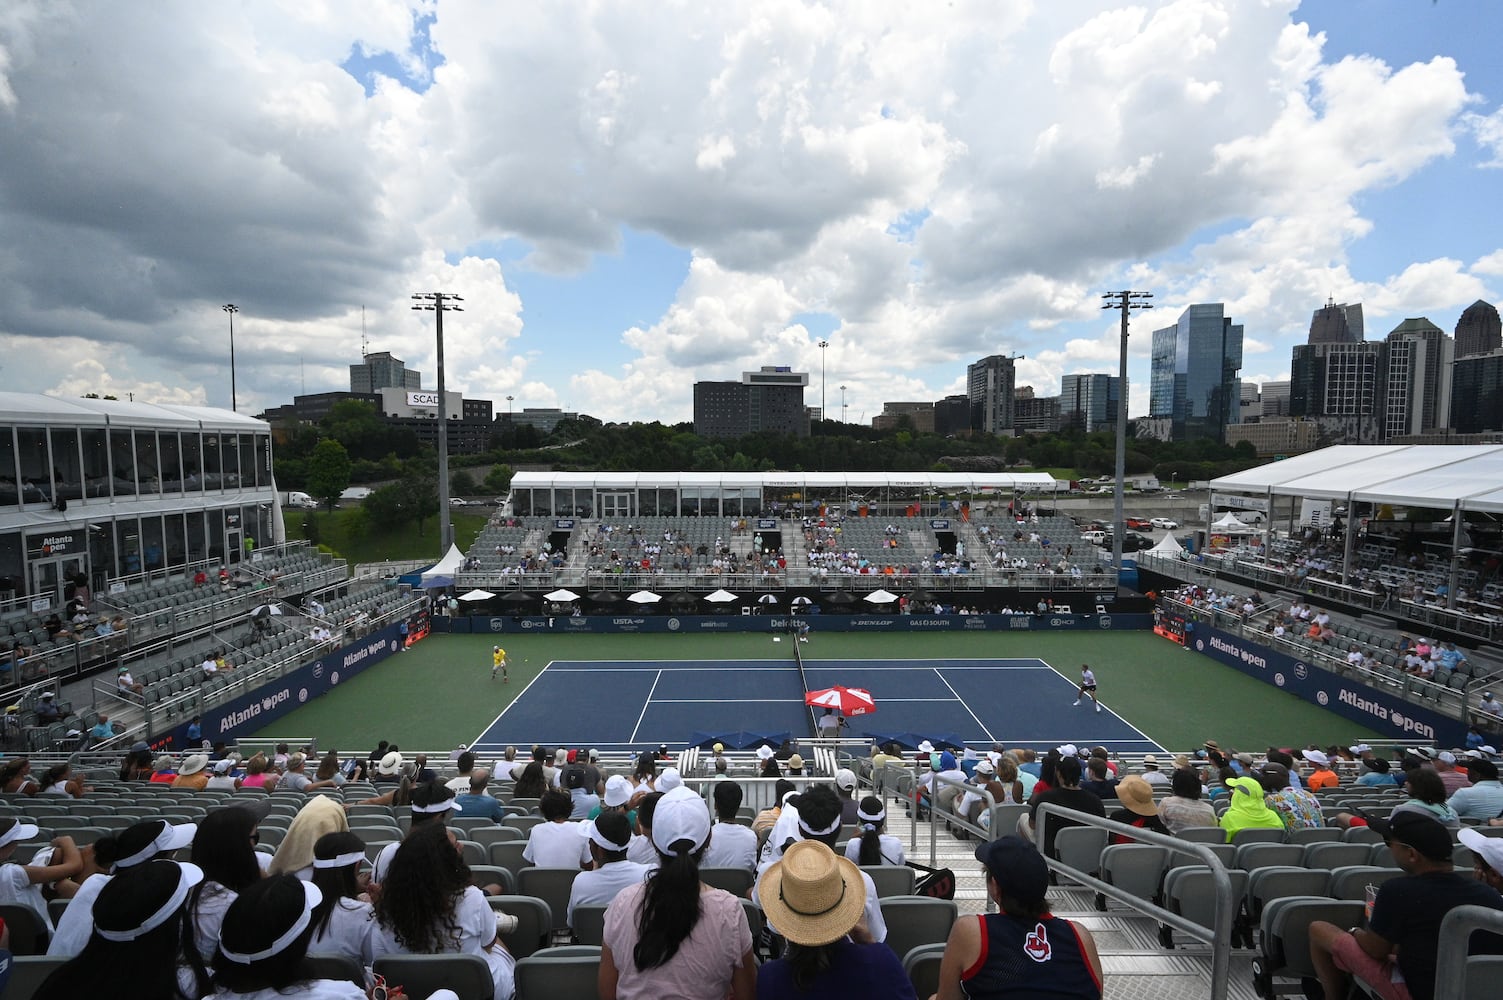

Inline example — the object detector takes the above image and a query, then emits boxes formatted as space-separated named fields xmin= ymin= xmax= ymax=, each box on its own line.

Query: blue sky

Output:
xmin=1 ymin=1 xmax=1500 ymax=422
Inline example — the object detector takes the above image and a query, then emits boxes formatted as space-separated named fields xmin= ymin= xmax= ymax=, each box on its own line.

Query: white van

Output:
xmin=1080 ymin=530 xmax=1108 ymax=545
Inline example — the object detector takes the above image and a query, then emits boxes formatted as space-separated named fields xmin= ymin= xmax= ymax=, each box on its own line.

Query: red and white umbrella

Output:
xmin=804 ymin=685 xmax=877 ymax=717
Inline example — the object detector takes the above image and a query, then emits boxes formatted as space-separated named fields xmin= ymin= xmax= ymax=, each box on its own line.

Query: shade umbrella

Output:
xmin=824 ymin=591 xmax=855 ymax=605
xmin=500 ymin=591 xmax=534 ymax=604
xmin=626 ymin=590 xmax=662 ymax=605
xmin=790 ymin=596 xmax=813 ymax=607
xmin=805 ymin=685 xmax=877 ymax=717
xmin=250 ymin=603 xmax=284 ymax=619
xmin=906 ymin=589 xmax=934 ymax=601
xmin=543 ymin=588 xmax=581 ymax=602
xmin=757 ymin=594 xmax=778 ymax=605
xmin=587 ymin=591 xmax=621 ymax=603
xmin=863 ymin=588 xmax=899 ymax=604
xmin=668 ymin=592 xmax=697 ymax=606
xmin=458 ymin=589 xmax=496 ymax=602
xmin=703 ymin=589 xmax=739 ymax=603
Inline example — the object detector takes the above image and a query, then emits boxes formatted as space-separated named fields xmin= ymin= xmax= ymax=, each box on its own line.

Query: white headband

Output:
xmin=585 ymin=823 xmax=629 ymax=853
xmin=96 ymin=863 xmax=203 ymax=942
xmin=797 ymin=814 xmax=842 ymax=838
xmin=312 ymin=851 xmax=364 ymax=870
xmin=855 ymin=804 xmax=886 ymax=826
xmin=411 ymin=797 xmax=457 ymax=815
xmin=219 ymin=881 xmax=322 ymax=963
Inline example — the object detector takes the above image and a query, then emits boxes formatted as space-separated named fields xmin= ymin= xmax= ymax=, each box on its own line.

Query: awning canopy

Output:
xmin=1209 ymin=445 xmax=1503 ymax=513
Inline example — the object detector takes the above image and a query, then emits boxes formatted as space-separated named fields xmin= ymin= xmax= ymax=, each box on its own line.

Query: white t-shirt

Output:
xmin=213 ymin=981 xmax=373 ymax=1000
xmin=48 ymin=871 xmax=110 ymax=955
xmin=191 ymin=882 xmax=238 ymax=958
xmin=522 ymin=821 xmax=592 ymax=869
xmin=844 ymin=834 xmax=905 ymax=867
xmin=371 ymin=841 xmax=400 ymax=885
xmin=701 ymin=822 xmax=758 ymax=872
xmin=310 ymin=898 xmax=376 ymax=967
xmin=370 ymin=886 xmax=514 ymax=1000
xmin=0 ymin=862 xmax=50 ymax=930
xmin=626 ymin=834 xmax=658 ymax=867
xmin=566 ymin=860 xmax=651 ymax=925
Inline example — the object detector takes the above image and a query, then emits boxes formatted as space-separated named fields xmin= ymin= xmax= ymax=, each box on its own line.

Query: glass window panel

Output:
xmin=186 ymin=510 xmax=207 ymax=565
xmin=205 ymin=508 xmax=224 ymax=564
xmin=81 ymin=429 xmax=109 ymax=499
xmin=219 ymin=433 xmax=239 ymax=488
xmin=0 ymin=429 xmax=17 ymax=509
xmin=48 ymin=429 xmax=82 ymax=502
xmin=117 ymin=518 xmax=141 ymax=576
xmin=515 ymin=490 xmax=532 ymax=516
xmin=639 ymin=489 xmax=657 ymax=516
xmin=255 ymin=435 xmax=270 ymax=489
xmin=141 ymin=515 xmax=164 ymax=570
xmin=238 ymin=434 xmax=255 ymax=488
xmin=134 ymin=430 xmax=161 ymax=495
xmin=202 ymin=433 xmax=223 ymax=489
xmin=15 ymin=428 xmax=50 ymax=505
xmin=109 ymin=429 xmax=136 ymax=497
xmin=164 ymin=512 xmax=187 ymax=568
xmin=180 ymin=432 xmax=202 ymax=491
xmin=158 ymin=432 xmax=182 ymax=493
xmin=0 ymin=531 xmax=20 ymax=596
xmin=533 ymin=490 xmax=552 ymax=516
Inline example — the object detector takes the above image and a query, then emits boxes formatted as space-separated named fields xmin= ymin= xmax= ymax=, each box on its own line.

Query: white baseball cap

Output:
xmin=649 ymin=787 xmax=712 ymax=857
xmin=834 ymin=768 xmax=857 ymax=790
xmin=1459 ymin=827 xmax=1503 ymax=874
xmin=657 ymin=768 xmax=683 ymax=793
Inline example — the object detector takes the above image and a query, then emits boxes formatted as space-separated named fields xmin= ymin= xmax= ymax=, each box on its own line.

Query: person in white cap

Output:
xmin=1459 ymin=827 xmax=1503 ymax=892
xmin=1301 ymin=749 xmax=1340 ymax=791
xmin=32 ymin=859 xmax=208 ymax=1000
xmin=599 ymin=786 xmax=756 ymax=1000
xmin=1480 ymin=691 xmax=1503 ymax=722
xmin=834 ymin=768 xmax=860 ymax=825
xmin=48 ymin=818 xmax=197 ymax=957
xmin=0 ymin=817 xmax=81 ymax=932
xmin=1072 ymin=663 xmax=1103 ymax=712
xmin=567 ymin=812 xmax=652 ymax=926
xmin=1433 ymin=750 xmax=1471 ymax=796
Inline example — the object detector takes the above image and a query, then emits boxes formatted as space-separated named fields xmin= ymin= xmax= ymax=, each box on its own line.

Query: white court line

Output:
xmin=652 ymin=698 xmax=802 ymax=704
xmin=932 ymin=668 xmax=996 ymax=744
xmin=628 ymin=670 xmax=663 ymax=744
xmin=472 ymin=659 xmax=558 ymax=745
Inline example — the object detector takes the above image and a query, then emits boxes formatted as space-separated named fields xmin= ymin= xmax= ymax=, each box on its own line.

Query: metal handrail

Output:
xmin=1035 ymin=803 xmax=1236 ymax=1000
xmin=1433 ymin=904 xmax=1503 ymax=998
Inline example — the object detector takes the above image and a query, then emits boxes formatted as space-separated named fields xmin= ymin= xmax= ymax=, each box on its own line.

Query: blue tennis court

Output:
xmin=472 ymin=656 xmax=1162 ymax=753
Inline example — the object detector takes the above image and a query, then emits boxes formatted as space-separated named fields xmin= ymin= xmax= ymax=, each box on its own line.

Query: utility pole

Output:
xmin=1101 ymin=290 xmax=1152 ymax=576
xmin=412 ymin=292 xmax=463 ymax=555
xmin=222 ymin=304 xmax=239 ymax=412
xmin=817 ymin=339 xmax=829 ymax=426
xmin=840 ymin=384 xmax=848 ymax=423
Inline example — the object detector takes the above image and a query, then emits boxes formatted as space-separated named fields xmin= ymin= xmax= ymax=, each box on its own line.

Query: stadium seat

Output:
xmin=469 ymin=866 xmax=517 ymax=896
xmin=515 ymin=867 xmax=582 ymax=935
xmin=570 ymin=903 xmax=607 ymax=946
xmin=1241 ymin=866 xmax=1329 ymax=942
xmin=1326 ymin=865 xmax=1403 ymax=901
xmin=860 ymin=864 xmax=917 ymax=898
xmin=1176 ymin=826 xmax=1226 ymax=844
xmin=2 ymin=956 xmax=69 ymax=1000
xmin=0 ymin=904 xmax=50 ymax=955
xmin=1095 ymin=844 xmax=1169 ymax=912
xmin=1303 ymin=843 xmax=1372 ymax=871
xmin=1287 ymin=827 xmax=1343 ymax=845
xmin=1230 ymin=827 xmax=1286 ymax=846
xmin=513 ymin=947 xmax=603 ymax=1000
xmin=1051 ymin=827 xmax=1107 ymax=882
xmin=1158 ymin=867 xmax=1248 ymax=949
xmin=489 ymin=895 xmax=551 ymax=958
xmin=489 ymin=840 xmax=530 ymax=876
xmin=903 ymin=942 xmax=947 ymax=999
xmin=373 ymin=953 xmax=495 ymax=1000
xmin=1251 ymin=896 xmax=1363 ymax=1000
xmin=470 ymin=826 xmax=524 ymax=851
xmin=879 ymin=897 xmax=958 ymax=963
xmin=303 ymin=952 xmax=365 ymax=989
xmin=1233 ymin=843 xmax=1304 ymax=872
xmin=698 ymin=866 xmax=755 ymax=897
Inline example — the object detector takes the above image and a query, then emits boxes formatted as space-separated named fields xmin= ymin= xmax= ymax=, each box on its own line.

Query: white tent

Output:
xmin=704 ymin=589 xmax=739 ymax=603
xmin=1208 ymin=444 xmax=1503 ymax=513
xmin=419 ymin=544 xmax=466 ymax=587
xmin=864 ymin=589 xmax=899 ymax=604
xmin=1148 ymin=532 xmax=1184 ymax=555
xmin=626 ymin=590 xmax=662 ymax=604
xmin=1211 ymin=513 xmax=1253 ymax=532
xmin=458 ymin=589 xmax=496 ymax=601
xmin=544 ymin=588 xmax=581 ymax=602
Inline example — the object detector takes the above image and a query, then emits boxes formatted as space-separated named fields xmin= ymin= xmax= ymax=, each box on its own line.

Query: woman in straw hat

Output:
xmin=1105 ymin=775 xmax=1168 ymax=845
xmin=34 ymin=859 xmax=210 ymax=1000
xmin=757 ymin=839 xmax=916 ymax=998
xmin=600 ymin=786 xmax=756 ymax=1000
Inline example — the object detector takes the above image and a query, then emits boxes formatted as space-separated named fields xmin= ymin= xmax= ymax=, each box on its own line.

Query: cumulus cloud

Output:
xmin=0 ymin=1 xmax=1494 ymax=423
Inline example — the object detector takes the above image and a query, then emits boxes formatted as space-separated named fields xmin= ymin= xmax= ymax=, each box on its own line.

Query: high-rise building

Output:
xmin=1259 ymin=381 xmax=1291 ymax=419
xmin=350 ymin=351 xmax=422 ymax=394
xmin=1455 ymin=300 xmax=1502 ymax=359
xmin=693 ymin=366 xmax=810 ymax=439
xmin=872 ymin=402 xmax=936 ymax=433
xmin=966 ymin=354 xmax=1017 ymax=435
xmin=1307 ymin=299 xmax=1365 ymax=345
xmin=1059 ymin=373 xmax=1122 ymax=434
xmin=934 ymin=395 xmax=972 ymax=436
xmin=1451 ymin=349 xmax=1503 ymax=433
xmin=1289 ymin=340 xmax=1384 ymax=442
xmin=1381 ymin=318 xmax=1452 ymax=439
xmin=1011 ymin=386 xmax=1060 ymax=434
xmin=1147 ymin=304 xmax=1244 ymax=442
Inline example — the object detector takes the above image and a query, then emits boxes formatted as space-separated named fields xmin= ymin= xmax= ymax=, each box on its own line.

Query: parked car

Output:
xmin=449 ymin=497 xmax=472 ymax=506
xmin=1150 ymin=517 xmax=1179 ymax=529
xmin=1125 ymin=516 xmax=1153 ymax=530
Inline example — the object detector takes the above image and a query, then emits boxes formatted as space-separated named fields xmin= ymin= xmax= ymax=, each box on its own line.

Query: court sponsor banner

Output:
xmin=159 ymin=623 xmax=406 ymax=747
xmin=1190 ymin=624 xmax=1466 ymax=746
xmin=476 ymin=613 xmax=1152 ymax=634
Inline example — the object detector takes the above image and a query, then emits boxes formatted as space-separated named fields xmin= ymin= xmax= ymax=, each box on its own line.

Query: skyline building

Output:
xmin=966 ymin=354 xmax=1018 ymax=435
xmin=1451 ymin=349 xmax=1503 ymax=433
xmin=350 ymin=351 xmax=422 ymax=394
xmin=1307 ymin=299 xmax=1365 ymax=345
xmin=1059 ymin=373 xmax=1122 ymax=434
xmin=1455 ymin=299 xmax=1502 ymax=359
xmin=1148 ymin=303 xmax=1244 ymax=442
xmin=692 ymin=366 xmax=810 ymax=439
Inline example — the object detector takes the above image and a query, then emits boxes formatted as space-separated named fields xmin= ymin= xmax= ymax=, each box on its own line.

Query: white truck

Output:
xmin=284 ymin=491 xmax=317 ymax=509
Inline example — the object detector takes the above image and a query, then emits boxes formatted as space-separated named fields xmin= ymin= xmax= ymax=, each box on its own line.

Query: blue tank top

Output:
xmin=961 ymin=912 xmax=1102 ymax=999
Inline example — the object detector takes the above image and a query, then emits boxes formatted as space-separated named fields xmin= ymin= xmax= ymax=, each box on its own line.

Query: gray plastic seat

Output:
xmin=878 ymin=896 xmax=958 ymax=964
xmin=1251 ymin=896 xmax=1364 ymax=999
xmin=1095 ymin=844 xmax=1169 ymax=912
xmin=373 ymin=953 xmax=495 ymax=1000
xmin=1159 ymin=866 xmax=1249 ymax=949
xmin=861 ymin=864 xmax=917 ymax=898
xmin=1326 ymin=865 xmax=1404 ymax=901
xmin=1304 ymin=842 xmax=1373 ymax=870
xmin=489 ymin=895 xmax=551 ymax=958
xmin=515 ymin=867 xmax=581 ymax=934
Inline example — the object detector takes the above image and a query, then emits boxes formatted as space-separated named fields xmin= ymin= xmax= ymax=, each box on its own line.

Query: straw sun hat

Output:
xmin=757 ymin=840 xmax=868 ymax=946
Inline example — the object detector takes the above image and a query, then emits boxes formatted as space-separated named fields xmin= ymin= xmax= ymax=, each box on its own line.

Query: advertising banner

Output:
xmin=472 ymin=613 xmax=1153 ymax=635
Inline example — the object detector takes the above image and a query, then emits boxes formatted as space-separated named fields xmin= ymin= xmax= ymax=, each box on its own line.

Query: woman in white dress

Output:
xmin=187 ymin=804 xmax=265 ymax=960
xmin=308 ymin=831 xmax=376 ymax=966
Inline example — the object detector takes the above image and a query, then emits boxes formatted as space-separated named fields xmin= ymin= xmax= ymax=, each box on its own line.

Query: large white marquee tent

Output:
xmin=1209 ymin=445 xmax=1503 ymax=514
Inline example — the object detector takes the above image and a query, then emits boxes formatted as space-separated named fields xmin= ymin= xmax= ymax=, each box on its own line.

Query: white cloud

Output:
xmin=1466 ymin=106 xmax=1503 ymax=167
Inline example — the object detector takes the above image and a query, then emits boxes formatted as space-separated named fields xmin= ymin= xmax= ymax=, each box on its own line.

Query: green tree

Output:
xmin=305 ymin=439 xmax=352 ymax=510
xmin=362 ymin=484 xmax=410 ymax=531
xmin=398 ymin=459 xmax=439 ymax=534
xmin=451 ymin=469 xmax=478 ymax=495
xmin=482 ymin=463 xmax=514 ymax=494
